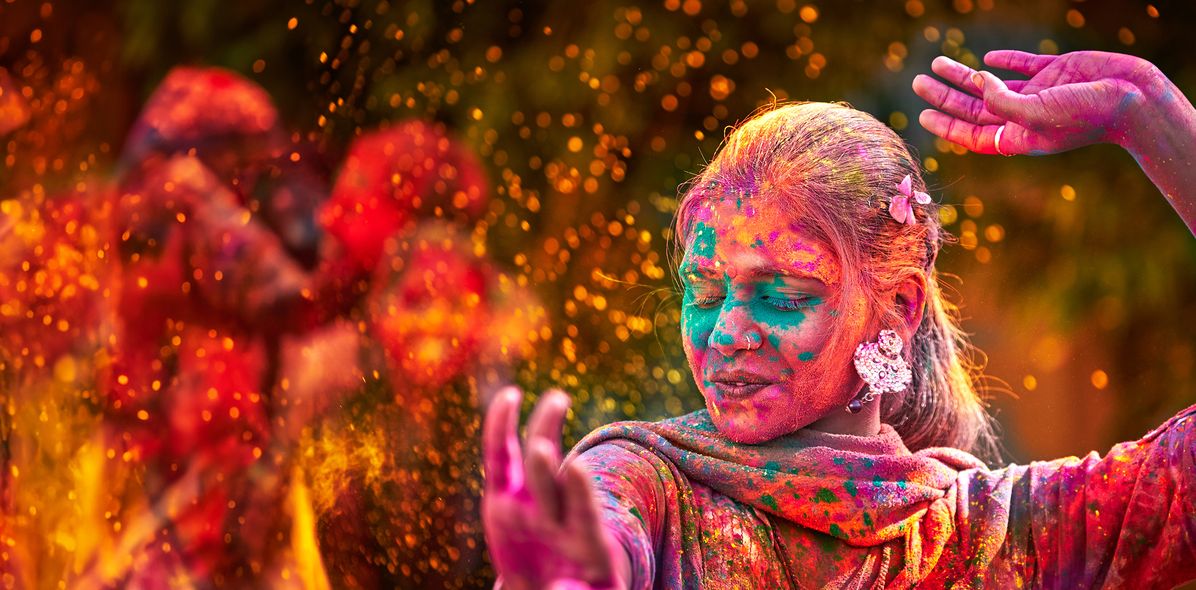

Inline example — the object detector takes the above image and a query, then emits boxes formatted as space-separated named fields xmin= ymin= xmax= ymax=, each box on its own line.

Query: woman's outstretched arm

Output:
xmin=934 ymin=405 xmax=1196 ymax=587
xmin=912 ymin=49 xmax=1196 ymax=235
xmin=912 ymin=49 xmax=1196 ymax=585
xmin=481 ymin=387 xmax=633 ymax=590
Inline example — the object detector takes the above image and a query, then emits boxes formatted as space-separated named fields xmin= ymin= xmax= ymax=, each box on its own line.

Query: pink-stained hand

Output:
xmin=913 ymin=49 xmax=1196 ymax=235
xmin=482 ymin=386 xmax=630 ymax=590
xmin=912 ymin=50 xmax=1165 ymax=156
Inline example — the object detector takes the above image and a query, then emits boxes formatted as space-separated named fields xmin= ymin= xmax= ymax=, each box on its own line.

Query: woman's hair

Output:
xmin=672 ymin=101 xmax=1002 ymax=464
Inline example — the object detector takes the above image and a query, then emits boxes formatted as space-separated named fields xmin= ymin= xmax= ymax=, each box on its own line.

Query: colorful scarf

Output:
xmin=567 ymin=405 xmax=1196 ymax=588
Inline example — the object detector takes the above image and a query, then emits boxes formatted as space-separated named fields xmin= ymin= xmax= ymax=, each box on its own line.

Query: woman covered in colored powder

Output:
xmin=481 ymin=50 xmax=1196 ymax=588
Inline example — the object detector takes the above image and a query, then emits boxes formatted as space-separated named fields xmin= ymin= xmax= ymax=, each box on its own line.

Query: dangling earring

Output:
xmin=847 ymin=329 xmax=911 ymax=413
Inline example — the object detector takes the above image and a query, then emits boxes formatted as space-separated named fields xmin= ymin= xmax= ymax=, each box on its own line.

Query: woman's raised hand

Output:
xmin=913 ymin=49 xmax=1196 ymax=234
xmin=912 ymin=50 xmax=1165 ymax=156
xmin=482 ymin=386 xmax=629 ymax=590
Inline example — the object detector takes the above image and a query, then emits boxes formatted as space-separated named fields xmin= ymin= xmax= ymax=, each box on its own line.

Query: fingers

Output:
xmin=912 ymin=74 xmax=1004 ymax=126
xmin=526 ymin=438 xmax=564 ymax=522
xmin=930 ymin=55 xmax=983 ymax=96
xmin=983 ymin=50 xmax=1057 ymax=76
xmin=918 ymin=109 xmax=1003 ymax=155
xmin=483 ymin=386 xmax=525 ymax=492
xmin=971 ymin=70 xmax=1045 ymax=128
xmin=524 ymin=390 xmax=571 ymax=521
xmin=526 ymin=389 xmax=570 ymax=458
xmin=928 ymin=55 xmax=1029 ymax=95
xmin=526 ymin=390 xmax=574 ymax=524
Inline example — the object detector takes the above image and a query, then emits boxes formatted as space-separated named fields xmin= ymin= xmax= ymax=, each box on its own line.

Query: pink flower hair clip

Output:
xmin=888 ymin=174 xmax=932 ymax=226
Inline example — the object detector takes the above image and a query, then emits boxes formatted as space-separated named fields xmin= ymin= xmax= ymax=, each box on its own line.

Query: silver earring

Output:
xmin=847 ymin=329 xmax=911 ymax=413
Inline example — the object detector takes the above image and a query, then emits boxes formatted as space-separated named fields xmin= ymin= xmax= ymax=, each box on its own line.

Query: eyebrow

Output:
xmin=679 ymin=263 xmax=826 ymax=283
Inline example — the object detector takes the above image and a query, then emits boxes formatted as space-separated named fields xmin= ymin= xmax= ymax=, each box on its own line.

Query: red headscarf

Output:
xmin=319 ymin=120 xmax=490 ymax=273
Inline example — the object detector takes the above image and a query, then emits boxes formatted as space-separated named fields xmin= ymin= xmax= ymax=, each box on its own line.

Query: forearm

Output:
xmin=1120 ymin=72 xmax=1196 ymax=235
xmin=1017 ymin=404 xmax=1196 ymax=587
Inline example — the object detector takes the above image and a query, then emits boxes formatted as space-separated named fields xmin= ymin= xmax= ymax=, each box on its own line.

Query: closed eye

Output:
xmin=690 ymin=295 xmax=724 ymax=309
xmin=762 ymin=294 xmax=814 ymax=311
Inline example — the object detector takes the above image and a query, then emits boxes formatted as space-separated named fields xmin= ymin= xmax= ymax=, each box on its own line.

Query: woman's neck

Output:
xmin=802 ymin=397 xmax=883 ymax=437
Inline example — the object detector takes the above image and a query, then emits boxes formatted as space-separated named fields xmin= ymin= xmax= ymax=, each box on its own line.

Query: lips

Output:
xmin=711 ymin=369 xmax=774 ymax=385
xmin=709 ymin=369 xmax=776 ymax=398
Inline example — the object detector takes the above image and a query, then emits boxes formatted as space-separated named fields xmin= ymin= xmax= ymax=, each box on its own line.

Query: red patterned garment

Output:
xmin=568 ymin=404 xmax=1196 ymax=589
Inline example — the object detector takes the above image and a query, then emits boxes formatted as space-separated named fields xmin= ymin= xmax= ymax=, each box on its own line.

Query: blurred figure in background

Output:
xmin=307 ymin=123 xmax=545 ymax=589
xmin=95 ymin=66 xmax=352 ymax=588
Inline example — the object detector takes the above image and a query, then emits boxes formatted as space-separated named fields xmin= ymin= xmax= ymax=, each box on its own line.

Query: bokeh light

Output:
xmin=1 ymin=1 xmax=1194 ymax=588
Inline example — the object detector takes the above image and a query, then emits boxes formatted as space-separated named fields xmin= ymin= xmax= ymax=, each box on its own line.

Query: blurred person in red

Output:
xmin=308 ymin=122 xmax=544 ymax=588
xmin=103 ymin=155 xmax=306 ymax=587
xmin=118 ymin=67 xmax=284 ymax=181
xmin=311 ymin=220 xmax=546 ymax=590
xmin=94 ymin=66 xmax=352 ymax=588
xmin=313 ymin=120 xmax=490 ymax=315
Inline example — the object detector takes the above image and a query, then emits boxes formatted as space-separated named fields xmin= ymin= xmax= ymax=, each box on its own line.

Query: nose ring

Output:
xmin=741 ymin=330 xmax=762 ymax=350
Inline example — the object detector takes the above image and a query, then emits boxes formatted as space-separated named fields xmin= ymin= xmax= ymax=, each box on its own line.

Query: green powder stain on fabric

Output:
xmin=815 ymin=533 xmax=838 ymax=553
xmin=629 ymin=506 xmax=645 ymax=525
xmin=760 ymin=494 xmax=779 ymax=511
xmin=814 ymin=488 xmax=838 ymax=503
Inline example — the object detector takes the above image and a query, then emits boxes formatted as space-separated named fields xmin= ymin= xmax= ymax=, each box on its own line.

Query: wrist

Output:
xmin=1117 ymin=69 xmax=1196 ymax=158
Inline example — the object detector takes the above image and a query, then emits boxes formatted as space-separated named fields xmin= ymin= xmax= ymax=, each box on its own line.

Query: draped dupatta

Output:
xmin=568 ymin=410 xmax=987 ymax=588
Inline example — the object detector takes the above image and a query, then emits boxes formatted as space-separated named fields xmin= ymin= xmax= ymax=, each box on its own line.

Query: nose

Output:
xmin=709 ymin=305 xmax=763 ymax=356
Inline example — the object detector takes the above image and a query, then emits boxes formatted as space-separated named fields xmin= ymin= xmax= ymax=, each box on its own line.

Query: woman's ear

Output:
xmin=894 ymin=272 xmax=927 ymax=339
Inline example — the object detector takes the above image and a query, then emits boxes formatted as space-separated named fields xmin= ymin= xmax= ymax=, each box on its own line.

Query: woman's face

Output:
xmin=679 ymin=193 xmax=864 ymax=443
xmin=368 ymin=241 xmax=490 ymax=392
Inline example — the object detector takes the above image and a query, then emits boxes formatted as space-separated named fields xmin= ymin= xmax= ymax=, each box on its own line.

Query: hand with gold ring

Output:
xmin=911 ymin=50 xmax=1167 ymax=157
xmin=993 ymin=124 xmax=1009 ymax=157
xmin=911 ymin=49 xmax=1196 ymax=235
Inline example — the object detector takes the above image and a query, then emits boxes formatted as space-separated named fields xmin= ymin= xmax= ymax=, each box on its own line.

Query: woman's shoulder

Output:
xmin=566 ymin=409 xmax=720 ymax=474
xmin=910 ymin=443 xmax=990 ymax=472
xmin=604 ymin=408 xmax=718 ymax=434
xmin=572 ymin=409 xmax=715 ymax=448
